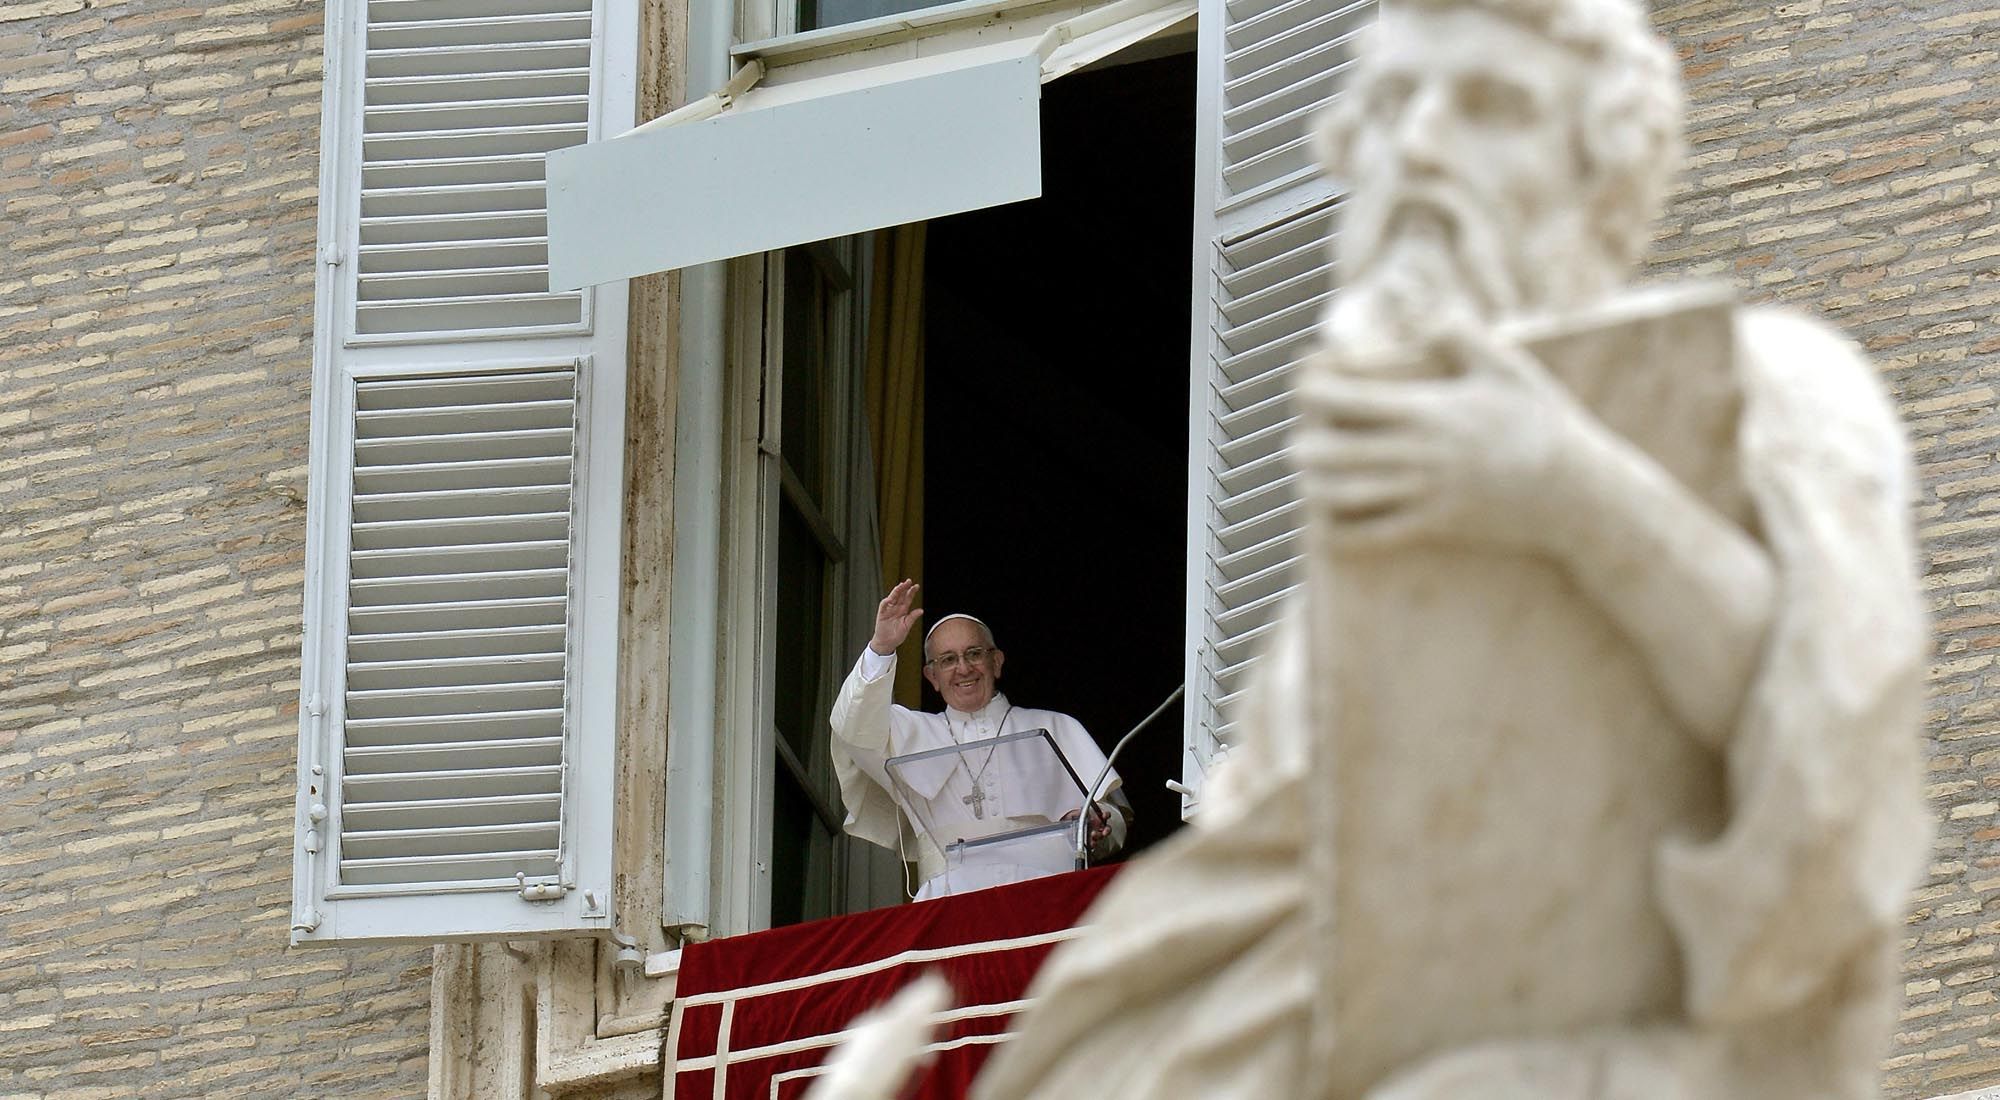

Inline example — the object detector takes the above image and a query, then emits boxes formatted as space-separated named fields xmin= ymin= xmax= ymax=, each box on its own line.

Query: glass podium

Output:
xmin=885 ymin=728 xmax=1091 ymax=894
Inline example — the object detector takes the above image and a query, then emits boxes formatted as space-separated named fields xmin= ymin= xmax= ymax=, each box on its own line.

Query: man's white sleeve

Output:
xmin=828 ymin=650 xmax=904 ymax=852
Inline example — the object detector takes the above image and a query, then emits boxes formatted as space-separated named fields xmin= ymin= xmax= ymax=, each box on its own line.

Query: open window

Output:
xmin=540 ymin=0 xmax=1368 ymax=935
xmin=705 ymin=53 xmax=1197 ymax=932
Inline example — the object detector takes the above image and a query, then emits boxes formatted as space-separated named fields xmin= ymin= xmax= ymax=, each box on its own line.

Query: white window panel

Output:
xmin=295 ymin=0 xmax=634 ymax=944
xmin=1182 ymin=0 xmax=1369 ymax=813
xmin=1213 ymin=0 xmax=1372 ymax=237
xmin=345 ymin=0 xmax=603 ymax=341
xmin=543 ymin=0 xmax=1195 ymax=288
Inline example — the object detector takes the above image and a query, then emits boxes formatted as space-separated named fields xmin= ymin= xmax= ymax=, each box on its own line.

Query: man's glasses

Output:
xmin=925 ymin=646 xmax=992 ymax=672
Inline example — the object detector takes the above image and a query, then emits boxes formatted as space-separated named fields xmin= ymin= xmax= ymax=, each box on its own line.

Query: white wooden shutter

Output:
xmin=1182 ymin=0 xmax=1372 ymax=812
xmin=292 ymin=0 xmax=635 ymax=944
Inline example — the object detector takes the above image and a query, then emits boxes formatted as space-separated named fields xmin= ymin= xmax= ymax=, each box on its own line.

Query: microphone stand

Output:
xmin=1073 ymin=683 xmax=1186 ymax=869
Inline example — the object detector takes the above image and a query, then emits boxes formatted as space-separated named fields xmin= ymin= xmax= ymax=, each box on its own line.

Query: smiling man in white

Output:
xmin=829 ymin=579 xmax=1129 ymax=901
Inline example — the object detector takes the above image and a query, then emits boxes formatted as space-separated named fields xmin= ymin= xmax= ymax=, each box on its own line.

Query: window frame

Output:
xmin=709 ymin=243 xmax=904 ymax=935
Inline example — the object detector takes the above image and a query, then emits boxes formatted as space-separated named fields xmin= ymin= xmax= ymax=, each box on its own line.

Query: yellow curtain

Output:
xmin=865 ymin=225 xmax=926 ymax=710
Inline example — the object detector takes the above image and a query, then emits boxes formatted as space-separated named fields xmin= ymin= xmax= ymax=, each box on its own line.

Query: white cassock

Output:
xmin=829 ymin=649 xmax=1128 ymax=901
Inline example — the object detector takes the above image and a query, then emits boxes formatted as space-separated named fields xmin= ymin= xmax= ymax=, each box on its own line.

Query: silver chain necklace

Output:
xmin=953 ymin=701 xmax=1012 ymax=820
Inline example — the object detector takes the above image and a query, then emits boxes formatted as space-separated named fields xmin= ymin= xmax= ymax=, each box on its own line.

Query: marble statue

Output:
xmin=810 ymin=0 xmax=1932 ymax=1096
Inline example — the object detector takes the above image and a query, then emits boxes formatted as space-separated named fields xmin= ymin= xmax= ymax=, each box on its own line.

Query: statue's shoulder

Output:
xmin=1735 ymin=305 xmax=1887 ymax=410
xmin=1733 ymin=303 xmax=1913 ymax=485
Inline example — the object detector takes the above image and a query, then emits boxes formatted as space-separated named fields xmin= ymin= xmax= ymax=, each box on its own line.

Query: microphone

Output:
xmin=1073 ymin=683 xmax=1186 ymax=868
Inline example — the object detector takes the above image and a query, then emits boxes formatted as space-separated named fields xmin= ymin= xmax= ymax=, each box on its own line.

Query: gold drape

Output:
xmin=865 ymin=225 xmax=926 ymax=710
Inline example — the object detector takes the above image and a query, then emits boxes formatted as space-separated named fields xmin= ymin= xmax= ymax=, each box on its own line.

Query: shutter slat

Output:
xmin=352 ymin=455 xmax=570 ymax=493
xmin=356 ymin=268 xmax=555 ymax=301
xmin=364 ymin=152 xmax=545 ymax=188
xmin=347 ymin=654 xmax=569 ymax=692
xmin=345 ymin=681 xmax=566 ymax=720
xmin=367 ymin=43 xmax=591 ymax=80
xmin=348 ymin=626 xmax=569 ymax=663
xmin=353 ymin=427 xmax=572 ymax=464
xmin=363 ymin=123 xmax=589 ymax=163
xmin=350 ymin=515 xmax=572 ymax=549
xmin=1216 ymin=359 xmax=1297 ymax=415
xmin=358 ymin=240 xmax=551 ymax=274
xmin=366 ymin=15 xmax=592 ymax=52
xmin=1215 ymin=445 xmax=1293 ymax=500
xmin=360 ymin=209 xmax=555 ymax=243
xmin=341 ymin=791 xmax=563 ymax=828
xmin=1214 ymin=412 xmax=1297 ymax=470
xmin=1214 ymin=522 xmax=1299 ymax=582
xmin=346 ymin=736 xmax=566 ymax=774
xmin=338 ymin=850 xmax=560 ymax=887
xmin=1215 ymin=497 xmax=1301 ymax=558
xmin=353 ymin=484 xmax=572 ymax=522
xmin=359 ymin=182 xmax=547 ymax=218
xmin=1213 ymin=468 xmax=1299 ymax=529
xmin=356 ymin=297 xmax=583 ymax=334
xmin=365 ymin=68 xmax=590 ymax=107
xmin=1217 ymin=291 xmax=1328 ymax=359
xmin=365 ymin=97 xmax=590 ymax=135
xmin=349 ymin=541 xmax=569 ymax=581
xmin=350 ymin=567 xmax=568 ymax=607
xmin=357 ymin=396 xmax=571 ymax=433
xmin=343 ymin=764 xmax=562 ymax=800
xmin=1215 ymin=554 xmax=1303 ymax=609
xmin=370 ymin=0 xmax=589 ymax=22
xmin=343 ymin=822 xmax=562 ymax=861
xmin=344 ymin=708 xmax=564 ymax=748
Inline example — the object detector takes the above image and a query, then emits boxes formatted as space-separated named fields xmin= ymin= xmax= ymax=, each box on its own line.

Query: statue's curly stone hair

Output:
xmin=1318 ymin=0 xmax=1684 ymax=274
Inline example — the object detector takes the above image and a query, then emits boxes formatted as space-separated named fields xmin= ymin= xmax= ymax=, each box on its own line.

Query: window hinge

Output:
xmin=607 ymin=930 xmax=646 ymax=978
xmin=292 ymin=908 xmax=321 ymax=933
xmin=302 ymin=800 xmax=325 ymax=854
xmin=318 ymin=246 xmax=342 ymax=268
xmin=516 ymin=873 xmax=569 ymax=902
xmin=306 ymin=693 xmax=325 ymax=719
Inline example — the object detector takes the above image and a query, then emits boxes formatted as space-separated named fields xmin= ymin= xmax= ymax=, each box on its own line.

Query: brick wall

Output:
xmin=0 ymin=0 xmax=432 ymax=1095
xmin=1645 ymin=0 xmax=1998 ymax=1095
xmin=2 ymin=0 xmax=1997 ymax=1096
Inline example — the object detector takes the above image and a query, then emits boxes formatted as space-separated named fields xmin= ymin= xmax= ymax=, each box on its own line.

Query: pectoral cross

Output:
xmin=962 ymin=779 xmax=990 ymax=820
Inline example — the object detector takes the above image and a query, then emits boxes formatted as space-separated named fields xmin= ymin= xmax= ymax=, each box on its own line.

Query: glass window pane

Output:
xmin=772 ymin=501 xmax=826 ymax=763
xmin=800 ymin=0 xmax=959 ymax=34
xmin=769 ymin=768 xmax=813 ymax=927
xmin=781 ymin=251 xmax=826 ymax=504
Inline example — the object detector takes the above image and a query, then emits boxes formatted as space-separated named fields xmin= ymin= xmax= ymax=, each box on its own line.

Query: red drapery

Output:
xmin=671 ymin=865 xmax=1120 ymax=1100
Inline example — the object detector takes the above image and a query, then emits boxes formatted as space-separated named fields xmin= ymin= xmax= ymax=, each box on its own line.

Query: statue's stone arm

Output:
xmin=1535 ymin=376 xmax=1776 ymax=748
xmin=1654 ymin=308 xmax=1932 ymax=1025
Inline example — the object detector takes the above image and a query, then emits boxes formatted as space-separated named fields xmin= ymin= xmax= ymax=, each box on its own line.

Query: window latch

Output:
xmin=516 ymin=873 xmax=569 ymax=902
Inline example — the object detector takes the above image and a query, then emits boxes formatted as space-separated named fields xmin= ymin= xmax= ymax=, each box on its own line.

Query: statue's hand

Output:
xmin=1299 ymin=325 xmax=1601 ymax=554
xmin=871 ymin=579 xmax=923 ymax=656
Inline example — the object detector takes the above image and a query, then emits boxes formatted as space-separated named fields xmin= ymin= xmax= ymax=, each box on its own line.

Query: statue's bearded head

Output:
xmin=1319 ymin=0 xmax=1683 ymax=350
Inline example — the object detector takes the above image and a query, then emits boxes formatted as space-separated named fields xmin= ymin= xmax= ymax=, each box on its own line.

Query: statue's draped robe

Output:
xmin=830 ymin=656 xmax=1123 ymax=899
xmin=972 ymin=307 xmax=1930 ymax=1100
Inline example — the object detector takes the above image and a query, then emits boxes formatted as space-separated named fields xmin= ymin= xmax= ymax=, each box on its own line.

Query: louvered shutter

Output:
xmin=1181 ymin=0 xmax=1372 ymax=811
xmin=293 ymin=0 xmax=634 ymax=944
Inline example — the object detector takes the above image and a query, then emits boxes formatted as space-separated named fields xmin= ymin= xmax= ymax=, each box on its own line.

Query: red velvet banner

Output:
xmin=671 ymin=865 xmax=1120 ymax=1100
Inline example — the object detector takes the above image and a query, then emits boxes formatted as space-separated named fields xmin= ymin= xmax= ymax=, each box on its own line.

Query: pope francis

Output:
xmin=828 ymin=580 xmax=1130 ymax=900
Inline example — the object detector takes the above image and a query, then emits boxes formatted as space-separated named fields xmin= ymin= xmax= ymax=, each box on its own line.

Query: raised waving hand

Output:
xmin=869 ymin=579 xmax=923 ymax=656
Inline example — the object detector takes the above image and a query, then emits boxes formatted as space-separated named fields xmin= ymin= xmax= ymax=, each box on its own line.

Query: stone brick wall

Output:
xmin=1645 ymin=0 xmax=1998 ymax=1095
xmin=0 ymin=0 xmax=433 ymax=1095
xmin=3 ymin=0 xmax=1998 ymax=1096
